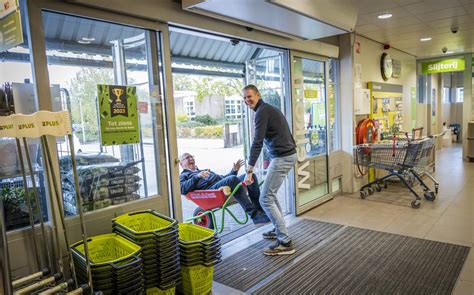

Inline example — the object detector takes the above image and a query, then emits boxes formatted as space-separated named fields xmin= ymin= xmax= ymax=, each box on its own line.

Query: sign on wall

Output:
xmin=421 ymin=58 xmax=465 ymax=74
xmin=98 ymin=84 xmax=140 ymax=146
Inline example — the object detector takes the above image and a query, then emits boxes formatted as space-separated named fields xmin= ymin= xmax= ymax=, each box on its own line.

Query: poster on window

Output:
xmin=0 ymin=8 xmax=22 ymax=52
xmin=97 ymin=84 xmax=140 ymax=146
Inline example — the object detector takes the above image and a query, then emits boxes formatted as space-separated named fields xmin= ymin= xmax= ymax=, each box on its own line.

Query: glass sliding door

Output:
xmin=291 ymin=51 xmax=331 ymax=215
xmin=245 ymin=50 xmax=292 ymax=215
xmin=41 ymin=11 xmax=168 ymax=216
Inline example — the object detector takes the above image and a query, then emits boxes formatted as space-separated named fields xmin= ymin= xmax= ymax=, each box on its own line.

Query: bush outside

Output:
xmin=177 ymin=125 xmax=223 ymax=138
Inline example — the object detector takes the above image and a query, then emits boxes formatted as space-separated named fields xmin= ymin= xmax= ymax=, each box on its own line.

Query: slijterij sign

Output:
xmin=421 ymin=58 xmax=465 ymax=74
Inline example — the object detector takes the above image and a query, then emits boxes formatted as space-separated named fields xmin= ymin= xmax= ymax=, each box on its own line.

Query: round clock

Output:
xmin=381 ymin=53 xmax=393 ymax=81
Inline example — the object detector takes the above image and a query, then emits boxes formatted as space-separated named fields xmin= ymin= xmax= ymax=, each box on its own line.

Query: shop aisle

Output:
xmin=214 ymin=144 xmax=472 ymax=294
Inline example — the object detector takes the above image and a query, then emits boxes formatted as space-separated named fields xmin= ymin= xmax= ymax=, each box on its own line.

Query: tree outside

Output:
xmin=66 ymin=67 xmax=114 ymax=142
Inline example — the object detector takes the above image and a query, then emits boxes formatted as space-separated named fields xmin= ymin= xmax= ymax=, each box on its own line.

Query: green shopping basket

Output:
xmin=179 ymin=264 xmax=214 ymax=295
xmin=146 ymin=286 xmax=176 ymax=295
xmin=71 ymin=233 xmax=142 ymax=265
xmin=113 ymin=210 xmax=178 ymax=235
xmin=178 ymin=223 xmax=219 ymax=249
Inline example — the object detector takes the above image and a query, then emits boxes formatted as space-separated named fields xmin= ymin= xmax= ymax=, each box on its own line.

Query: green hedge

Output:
xmin=177 ymin=125 xmax=223 ymax=138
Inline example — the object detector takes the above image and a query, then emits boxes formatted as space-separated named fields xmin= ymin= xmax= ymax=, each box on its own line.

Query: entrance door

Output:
xmin=244 ymin=51 xmax=293 ymax=215
xmin=42 ymin=11 xmax=170 ymax=216
xmin=290 ymin=51 xmax=332 ymax=215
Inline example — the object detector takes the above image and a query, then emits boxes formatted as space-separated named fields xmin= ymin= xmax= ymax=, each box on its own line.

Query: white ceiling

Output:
xmin=354 ymin=0 xmax=474 ymax=58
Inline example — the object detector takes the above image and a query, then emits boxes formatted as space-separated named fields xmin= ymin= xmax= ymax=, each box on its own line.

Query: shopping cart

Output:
xmin=354 ymin=137 xmax=436 ymax=208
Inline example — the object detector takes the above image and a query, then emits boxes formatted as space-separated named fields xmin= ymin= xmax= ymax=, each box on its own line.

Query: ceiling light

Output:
xmin=77 ymin=40 xmax=91 ymax=44
xmin=420 ymin=37 xmax=432 ymax=42
xmin=378 ymin=13 xmax=392 ymax=19
xmin=445 ymin=51 xmax=454 ymax=54
xmin=81 ymin=37 xmax=95 ymax=42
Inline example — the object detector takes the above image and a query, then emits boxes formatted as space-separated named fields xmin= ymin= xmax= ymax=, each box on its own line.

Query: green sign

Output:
xmin=304 ymin=89 xmax=318 ymax=99
xmin=0 ymin=9 xmax=23 ymax=52
xmin=421 ymin=58 xmax=465 ymax=74
xmin=98 ymin=84 xmax=140 ymax=146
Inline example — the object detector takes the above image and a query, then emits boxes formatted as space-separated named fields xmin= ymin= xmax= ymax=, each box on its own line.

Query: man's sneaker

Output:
xmin=263 ymin=240 xmax=295 ymax=256
xmin=251 ymin=212 xmax=271 ymax=225
xmin=262 ymin=228 xmax=277 ymax=240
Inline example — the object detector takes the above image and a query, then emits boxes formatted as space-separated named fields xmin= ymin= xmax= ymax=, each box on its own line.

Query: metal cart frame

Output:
xmin=354 ymin=137 xmax=436 ymax=208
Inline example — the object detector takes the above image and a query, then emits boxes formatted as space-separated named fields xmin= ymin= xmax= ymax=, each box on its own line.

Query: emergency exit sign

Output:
xmin=421 ymin=58 xmax=465 ymax=74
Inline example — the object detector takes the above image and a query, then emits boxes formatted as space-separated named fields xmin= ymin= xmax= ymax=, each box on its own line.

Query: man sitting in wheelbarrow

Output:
xmin=179 ymin=153 xmax=270 ymax=225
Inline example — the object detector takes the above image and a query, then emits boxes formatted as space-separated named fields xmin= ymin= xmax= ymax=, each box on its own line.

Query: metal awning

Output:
xmin=3 ymin=11 xmax=323 ymax=79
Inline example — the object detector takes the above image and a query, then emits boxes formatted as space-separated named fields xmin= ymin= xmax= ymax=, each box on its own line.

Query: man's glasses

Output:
xmin=181 ymin=155 xmax=194 ymax=161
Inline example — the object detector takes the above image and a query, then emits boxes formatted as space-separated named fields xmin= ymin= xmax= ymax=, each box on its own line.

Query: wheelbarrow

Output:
xmin=185 ymin=181 xmax=259 ymax=234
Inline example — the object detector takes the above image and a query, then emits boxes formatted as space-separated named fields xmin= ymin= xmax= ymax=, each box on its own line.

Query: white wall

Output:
xmin=339 ymin=35 xmax=417 ymax=193
xmin=354 ymin=35 xmax=417 ymax=132
xmin=338 ymin=33 xmax=355 ymax=193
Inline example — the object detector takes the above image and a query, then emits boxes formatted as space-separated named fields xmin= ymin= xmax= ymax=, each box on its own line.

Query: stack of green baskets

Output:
xmin=178 ymin=223 xmax=222 ymax=295
xmin=70 ymin=233 xmax=144 ymax=295
xmin=112 ymin=210 xmax=180 ymax=295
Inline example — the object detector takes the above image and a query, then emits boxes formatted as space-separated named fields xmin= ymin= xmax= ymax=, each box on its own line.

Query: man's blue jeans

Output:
xmin=208 ymin=173 xmax=261 ymax=216
xmin=260 ymin=153 xmax=297 ymax=243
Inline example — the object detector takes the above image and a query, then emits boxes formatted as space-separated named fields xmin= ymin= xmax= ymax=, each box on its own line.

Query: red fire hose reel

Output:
xmin=356 ymin=118 xmax=378 ymax=145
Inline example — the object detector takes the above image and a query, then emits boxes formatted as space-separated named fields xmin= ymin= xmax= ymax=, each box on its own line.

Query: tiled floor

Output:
xmin=213 ymin=144 xmax=473 ymax=294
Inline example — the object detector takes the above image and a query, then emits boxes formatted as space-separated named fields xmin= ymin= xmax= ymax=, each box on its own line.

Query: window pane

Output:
xmin=328 ymin=59 xmax=340 ymax=151
xmin=456 ymin=88 xmax=464 ymax=102
xmin=442 ymin=87 xmax=450 ymax=103
xmin=301 ymin=58 xmax=326 ymax=157
xmin=0 ymin=2 xmax=49 ymax=231
xmin=42 ymin=11 xmax=164 ymax=216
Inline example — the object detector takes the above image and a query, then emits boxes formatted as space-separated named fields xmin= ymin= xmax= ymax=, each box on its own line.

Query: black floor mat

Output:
xmin=214 ymin=219 xmax=344 ymax=291
xmin=215 ymin=219 xmax=470 ymax=294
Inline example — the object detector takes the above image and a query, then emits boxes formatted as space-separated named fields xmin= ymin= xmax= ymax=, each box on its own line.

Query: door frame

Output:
xmin=290 ymin=50 xmax=333 ymax=215
xmin=8 ymin=0 xmax=179 ymax=274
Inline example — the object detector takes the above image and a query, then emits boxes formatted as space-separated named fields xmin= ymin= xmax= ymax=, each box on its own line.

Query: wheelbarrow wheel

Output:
xmin=193 ymin=207 xmax=215 ymax=230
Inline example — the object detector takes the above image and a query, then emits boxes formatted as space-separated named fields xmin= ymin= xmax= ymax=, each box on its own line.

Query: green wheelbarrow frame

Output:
xmin=185 ymin=182 xmax=262 ymax=234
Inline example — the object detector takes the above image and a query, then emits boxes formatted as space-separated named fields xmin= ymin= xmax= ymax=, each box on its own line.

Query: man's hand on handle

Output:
xmin=244 ymin=165 xmax=254 ymax=185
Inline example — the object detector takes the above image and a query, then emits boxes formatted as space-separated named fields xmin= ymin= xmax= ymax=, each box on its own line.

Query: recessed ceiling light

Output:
xmin=77 ymin=40 xmax=91 ymax=44
xmin=420 ymin=37 xmax=432 ymax=42
xmin=81 ymin=37 xmax=95 ymax=42
xmin=378 ymin=13 xmax=392 ymax=19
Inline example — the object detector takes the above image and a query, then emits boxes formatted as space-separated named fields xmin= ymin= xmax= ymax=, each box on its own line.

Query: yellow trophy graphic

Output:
xmin=112 ymin=88 xmax=124 ymax=103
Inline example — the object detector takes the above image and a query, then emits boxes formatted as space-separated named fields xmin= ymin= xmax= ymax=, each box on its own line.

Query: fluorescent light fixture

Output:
xmin=420 ymin=37 xmax=432 ymax=42
xmin=445 ymin=51 xmax=454 ymax=54
xmin=77 ymin=40 xmax=91 ymax=44
xmin=81 ymin=37 xmax=95 ymax=42
xmin=378 ymin=13 xmax=392 ymax=19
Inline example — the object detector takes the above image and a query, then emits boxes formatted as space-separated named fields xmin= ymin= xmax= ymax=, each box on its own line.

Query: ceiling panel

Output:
xmin=354 ymin=0 xmax=474 ymax=58
xmin=393 ymin=0 xmax=423 ymax=6
xmin=403 ymin=0 xmax=462 ymax=14
xmin=355 ymin=0 xmax=400 ymax=14
xmin=416 ymin=7 xmax=468 ymax=22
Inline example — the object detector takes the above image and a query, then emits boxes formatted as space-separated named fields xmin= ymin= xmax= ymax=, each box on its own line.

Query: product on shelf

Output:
xmin=60 ymin=154 xmax=143 ymax=215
